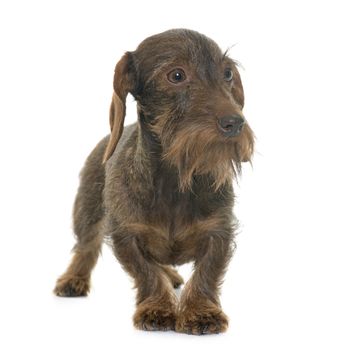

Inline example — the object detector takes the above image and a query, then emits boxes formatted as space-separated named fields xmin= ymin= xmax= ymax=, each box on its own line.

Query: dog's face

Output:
xmin=104 ymin=29 xmax=254 ymax=190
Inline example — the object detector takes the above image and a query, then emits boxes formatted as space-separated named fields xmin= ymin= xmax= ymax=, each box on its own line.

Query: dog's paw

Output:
xmin=176 ymin=305 xmax=228 ymax=335
xmin=163 ymin=266 xmax=184 ymax=288
xmin=172 ymin=277 xmax=184 ymax=289
xmin=53 ymin=275 xmax=90 ymax=297
xmin=133 ymin=300 xmax=176 ymax=331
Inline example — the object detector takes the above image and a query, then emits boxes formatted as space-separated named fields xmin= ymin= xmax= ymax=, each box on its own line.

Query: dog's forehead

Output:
xmin=133 ymin=29 xmax=224 ymax=76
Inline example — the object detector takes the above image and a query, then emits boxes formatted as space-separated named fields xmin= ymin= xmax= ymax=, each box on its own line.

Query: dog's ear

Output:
xmin=103 ymin=52 xmax=135 ymax=163
xmin=232 ymin=66 xmax=245 ymax=108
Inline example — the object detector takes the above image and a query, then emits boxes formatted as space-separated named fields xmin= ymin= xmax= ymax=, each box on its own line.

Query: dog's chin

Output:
xmin=162 ymin=125 xmax=254 ymax=192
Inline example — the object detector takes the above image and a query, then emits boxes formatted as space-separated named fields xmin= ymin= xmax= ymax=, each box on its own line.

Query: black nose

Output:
xmin=218 ymin=115 xmax=245 ymax=137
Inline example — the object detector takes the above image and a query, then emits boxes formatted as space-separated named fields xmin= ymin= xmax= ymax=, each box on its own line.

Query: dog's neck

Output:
xmin=133 ymin=114 xmax=182 ymax=191
xmin=138 ymin=114 xmax=163 ymax=157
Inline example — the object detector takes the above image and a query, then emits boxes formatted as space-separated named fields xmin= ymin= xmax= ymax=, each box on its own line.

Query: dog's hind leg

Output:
xmin=54 ymin=226 xmax=103 ymax=297
xmin=54 ymin=137 xmax=108 ymax=297
xmin=160 ymin=265 xmax=184 ymax=289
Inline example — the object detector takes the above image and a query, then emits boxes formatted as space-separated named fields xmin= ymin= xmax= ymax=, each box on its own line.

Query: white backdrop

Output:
xmin=1 ymin=0 xmax=349 ymax=349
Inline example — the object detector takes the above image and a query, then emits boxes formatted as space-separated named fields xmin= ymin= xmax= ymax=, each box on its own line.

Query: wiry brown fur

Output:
xmin=54 ymin=29 xmax=254 ymax=335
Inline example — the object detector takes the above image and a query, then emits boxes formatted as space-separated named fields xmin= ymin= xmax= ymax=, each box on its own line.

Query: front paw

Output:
xmin=133 ymin=298 xmax=176 ymax=331
xmin=176 ymin=303 xmax=228 ymax=335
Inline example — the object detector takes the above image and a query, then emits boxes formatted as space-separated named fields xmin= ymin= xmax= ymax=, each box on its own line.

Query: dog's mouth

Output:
xmin=160 ymin=119 xmax=254 ymax=191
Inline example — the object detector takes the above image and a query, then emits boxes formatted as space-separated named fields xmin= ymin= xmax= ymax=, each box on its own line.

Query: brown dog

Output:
xmin=54 ymin=29 xmax=254 ymax=335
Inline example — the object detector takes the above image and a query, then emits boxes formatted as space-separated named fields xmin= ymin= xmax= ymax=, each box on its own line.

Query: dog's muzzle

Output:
xmin=218 ymin=115 xmax=245 ymax=137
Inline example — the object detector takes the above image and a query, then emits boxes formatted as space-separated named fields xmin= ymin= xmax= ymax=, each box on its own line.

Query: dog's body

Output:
xmin=54 ymin=29 xmax=254 ymax=335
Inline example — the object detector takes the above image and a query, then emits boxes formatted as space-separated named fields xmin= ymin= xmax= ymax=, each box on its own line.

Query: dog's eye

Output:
xmin=224 ymin=68 xmax=233 ymax=82
xmin=167 ymin=69 xmax=186 ymax=84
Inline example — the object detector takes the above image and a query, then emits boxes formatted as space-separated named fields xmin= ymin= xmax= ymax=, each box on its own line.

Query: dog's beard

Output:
xmin=162 ymin=124 xmax=254 ymax=192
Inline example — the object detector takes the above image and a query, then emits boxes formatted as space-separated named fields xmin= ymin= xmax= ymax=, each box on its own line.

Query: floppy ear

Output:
xmin=103 ymin=53 xmax=134 ymax=163
xmin=232 ymin=66 xmax=245 ymax=108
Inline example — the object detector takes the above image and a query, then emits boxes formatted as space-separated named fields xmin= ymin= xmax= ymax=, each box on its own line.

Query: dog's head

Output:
xmin=104 ymin=29 xmax=254 ymax=190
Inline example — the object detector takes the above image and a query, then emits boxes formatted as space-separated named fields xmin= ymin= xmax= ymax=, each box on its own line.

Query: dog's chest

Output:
xmin=136 ymin=174 xmax=232 ymax=265
xmin=153 ymin=178 xmax=195 ymax=228
xmin=150 ymin=174 xmax=217 ymax=235
xmin=146 ymin=192 xmax=197 ymax=264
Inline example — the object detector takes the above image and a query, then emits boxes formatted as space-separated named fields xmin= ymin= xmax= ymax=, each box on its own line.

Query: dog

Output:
xmin=54 ymin=28 xmax=254 ymax=335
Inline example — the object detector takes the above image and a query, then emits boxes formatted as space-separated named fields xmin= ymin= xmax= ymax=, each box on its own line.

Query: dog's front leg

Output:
xmin=112 ymin=227 xmax=177 ymax=331
xmin=176 ymin=231 xmax=233 ymax=335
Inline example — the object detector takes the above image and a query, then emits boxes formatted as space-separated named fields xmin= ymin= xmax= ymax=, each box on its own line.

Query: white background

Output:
xmin=1 ymin=0 xmax=349 ymax=349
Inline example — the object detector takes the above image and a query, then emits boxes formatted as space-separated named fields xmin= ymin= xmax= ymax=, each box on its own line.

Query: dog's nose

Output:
xmin=218 ymin=115 xmax=245 ymax=137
